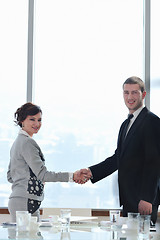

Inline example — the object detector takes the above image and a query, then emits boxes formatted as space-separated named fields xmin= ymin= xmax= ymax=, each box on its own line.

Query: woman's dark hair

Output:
xmin=14 ymin=102 xmax=42 ymax=127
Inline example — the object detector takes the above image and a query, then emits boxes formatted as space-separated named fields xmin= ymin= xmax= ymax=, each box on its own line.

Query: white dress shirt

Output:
xmin=127 ymin=105 xmax=145 ymax=134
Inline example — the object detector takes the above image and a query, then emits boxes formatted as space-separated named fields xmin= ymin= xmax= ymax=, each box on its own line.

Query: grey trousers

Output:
xmin=8 ymin=197 xmax=40 ymax=222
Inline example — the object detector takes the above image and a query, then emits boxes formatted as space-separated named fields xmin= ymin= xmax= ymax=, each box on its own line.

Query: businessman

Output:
xmin=79 ymin=76 xmax=160 ymax=222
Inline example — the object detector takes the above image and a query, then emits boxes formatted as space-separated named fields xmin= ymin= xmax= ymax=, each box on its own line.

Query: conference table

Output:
xmin=1 ymin=216 xmax=160 ymax=240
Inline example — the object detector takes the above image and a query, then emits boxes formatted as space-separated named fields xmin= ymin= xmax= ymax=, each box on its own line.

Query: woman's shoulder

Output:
xmin=18 ymin=133 xmax=39 ymax=147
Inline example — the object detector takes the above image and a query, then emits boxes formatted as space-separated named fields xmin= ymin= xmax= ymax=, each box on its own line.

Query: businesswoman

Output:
xmin=7 ymin=102 xmax=85 ymax=222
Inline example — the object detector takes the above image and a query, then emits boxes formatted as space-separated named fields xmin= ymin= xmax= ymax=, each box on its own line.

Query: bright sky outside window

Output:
xmin=150 ymin=0 xmax=160 ymax=117
xmin=0 ymin=0 xmax=27 ymax=206
xmin=34 ymin=0 xmax=143 ymax=208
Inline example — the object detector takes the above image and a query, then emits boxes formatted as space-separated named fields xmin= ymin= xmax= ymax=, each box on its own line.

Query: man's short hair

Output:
xmin=123 ymin=76 xmax=145 ymax=93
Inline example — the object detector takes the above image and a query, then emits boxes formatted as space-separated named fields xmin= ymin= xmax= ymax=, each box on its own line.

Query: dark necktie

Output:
xmin=121 ymin=114 xmax=134 ymax=142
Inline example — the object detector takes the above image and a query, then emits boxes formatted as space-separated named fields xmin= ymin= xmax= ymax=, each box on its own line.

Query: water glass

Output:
xmin=127 ymin=212 xmax=140 ymax=232
xmin=109 ymin=210 xmax=120 ymax=223
xmin=60 ymin=209 xmax=71 ymax=227
xmin=138 ymin=215 xmax=150 ymax=239
xmin=16 ymin=211 xmax=31 ymax=232
xmin=29 ymin=216 xmax=39 ymax=232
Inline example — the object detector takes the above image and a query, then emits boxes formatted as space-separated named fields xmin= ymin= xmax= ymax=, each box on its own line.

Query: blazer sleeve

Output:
xmin=22 ymin=138 xmax=69 ymax=182
xmin=89 ymin=151 xmax=118 ymax=183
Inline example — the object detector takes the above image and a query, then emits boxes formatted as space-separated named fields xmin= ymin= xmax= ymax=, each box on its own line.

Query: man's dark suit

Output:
xmin=89 ymin=107 xmax=160 ymax=216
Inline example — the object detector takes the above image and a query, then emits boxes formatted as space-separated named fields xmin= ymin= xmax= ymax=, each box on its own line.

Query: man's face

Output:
xmin=123 ymin=84 xmax=146 ymax=113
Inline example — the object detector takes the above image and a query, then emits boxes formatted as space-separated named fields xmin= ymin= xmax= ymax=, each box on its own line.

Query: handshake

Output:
xmin=73 ymin=168 xmax=92 ymax=184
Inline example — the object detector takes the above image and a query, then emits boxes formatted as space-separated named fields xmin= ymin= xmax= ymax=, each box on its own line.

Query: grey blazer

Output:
xmin=7 ymin=130 xmax=69 ymax=201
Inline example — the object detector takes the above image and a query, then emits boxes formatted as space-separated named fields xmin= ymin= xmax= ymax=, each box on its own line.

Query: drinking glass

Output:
xmin=16 ymin=211 xmax=30 ymax=232
xmin=109 ymin=210 xmax=120 ymax=223
xmin=127 ymin=212 xmax=140 ymax=232
xmin=60 ymin=209 xmax=71 ymax=227
xmin=138 ymin=215 xmax=151 ymax=239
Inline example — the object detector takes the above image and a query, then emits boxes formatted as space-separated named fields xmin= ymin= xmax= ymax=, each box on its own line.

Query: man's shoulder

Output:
xmin=140 ymin=107 xmax=159 ymax=120
xmin=145 ymin=108 xmax=160 ymax=120
xmin=141 ymin=108 xmax=160 ymax=130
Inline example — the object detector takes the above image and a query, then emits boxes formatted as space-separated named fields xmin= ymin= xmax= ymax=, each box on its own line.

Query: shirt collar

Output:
xmin=131 ymin=105 xmax=145 ymax=119
xmin=19 ymin=129 xmax=31 ymax=138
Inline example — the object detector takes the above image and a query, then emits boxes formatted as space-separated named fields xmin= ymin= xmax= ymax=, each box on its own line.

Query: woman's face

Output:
xmin=21 ymin=112 xmax=42 ymax=137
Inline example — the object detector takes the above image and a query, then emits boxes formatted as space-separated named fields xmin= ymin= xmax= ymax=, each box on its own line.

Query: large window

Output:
xmin=150 ymin=0 xmax=160 ymax=117
xmin=0 ymin=0 xmax=28 ymax=206
xmin=33 ymin=0 xmax=143 ymax=208
xmin=3 ymin=0 xmax=158 ymax=210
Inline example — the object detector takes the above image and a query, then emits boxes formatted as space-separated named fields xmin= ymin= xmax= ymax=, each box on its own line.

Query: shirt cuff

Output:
xmin=69 ymin=172 xmax=74 ymax=182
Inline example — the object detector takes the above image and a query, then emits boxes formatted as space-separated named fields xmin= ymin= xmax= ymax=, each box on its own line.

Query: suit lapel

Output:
xmin=120 ymin=107 xmax=149 ymax=157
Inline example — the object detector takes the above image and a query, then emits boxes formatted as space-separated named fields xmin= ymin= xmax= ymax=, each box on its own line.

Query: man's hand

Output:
xmin=138 ymin=200 xmax=152 ymax=215
xmin=73 ymin=168 xmax=92 ymax=184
